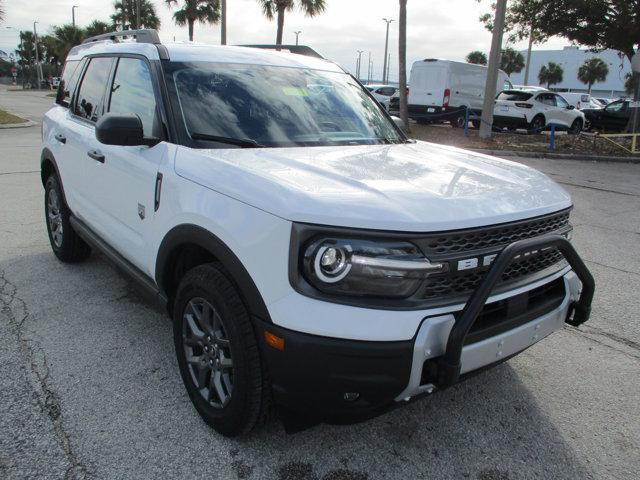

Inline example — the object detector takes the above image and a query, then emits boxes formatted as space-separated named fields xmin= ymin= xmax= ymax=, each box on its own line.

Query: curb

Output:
xmin=470 ymin=148 xmax=640 ymax=164
xmin=0 ymin=120 xmax=37 ymax=129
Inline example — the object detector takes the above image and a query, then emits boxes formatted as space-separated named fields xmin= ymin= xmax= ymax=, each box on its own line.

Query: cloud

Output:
xmin=0 ymin=0 xmax=572 ymax=82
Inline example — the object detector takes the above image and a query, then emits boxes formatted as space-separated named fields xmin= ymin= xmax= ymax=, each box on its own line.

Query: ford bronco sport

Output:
xmin=41 ymin=30 xmax=594 ymax=437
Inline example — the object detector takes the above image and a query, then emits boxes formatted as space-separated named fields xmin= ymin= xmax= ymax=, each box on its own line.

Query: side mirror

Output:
xmin=391 ymin=115 xmax=408 ymax=133
xmin=567 ymin=105 xmax=575 ymax=110
xmin=95 ymin=113 xmax=157 ymax=146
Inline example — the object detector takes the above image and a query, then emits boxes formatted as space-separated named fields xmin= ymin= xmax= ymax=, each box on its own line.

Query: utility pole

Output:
xmin=523 ymin=23 xmax=534 ymax=85
xmin=367 ymin=51 xmax=372 ymax=84
xmin=294 ymin=31 xmax=302 ymax=45
xmin=387 ymin=53 xmax=391 ymax=83
xmin=136 ymin=0 xmax=141 ymax=29
xmin=72 ymin=5 xmax=79 ymax=28
xmin=33 ymin=21 xmax=43 ymax=89
xmin=221 ymin=0 xmax=227 ymax=44
xmin=356 ymin=50 xmax=364 ymax=80
xmin=382 ymin=18 xmax=394 ymax=84
xmin=479 ymin=0 xmax=507 ymax=139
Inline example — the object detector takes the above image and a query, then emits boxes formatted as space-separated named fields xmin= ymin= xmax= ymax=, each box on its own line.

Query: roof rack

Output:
xmin=240 ymin=44 xmax=324 ymax=59
xmin=82 ymin=29 xmax=161 ymax=45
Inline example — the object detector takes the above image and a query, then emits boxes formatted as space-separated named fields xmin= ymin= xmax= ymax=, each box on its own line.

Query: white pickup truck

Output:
xmin=41 ymin=30 xmax=594 ymax=437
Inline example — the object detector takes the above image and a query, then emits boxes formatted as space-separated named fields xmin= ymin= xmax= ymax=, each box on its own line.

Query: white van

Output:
xmin=560 ymin=92 xmax=602 ymax=110
xmin=397 ymin=59 xmax=512 ymax=127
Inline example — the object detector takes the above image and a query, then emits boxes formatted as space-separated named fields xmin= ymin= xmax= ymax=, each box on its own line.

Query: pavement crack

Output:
xmin=0 ymin=269 xmax=92 ymax=479
xmin=555 ymin=180 xmax=640 ymax=198
xmin=567 ymin=325 xmax=640 ymax=361
xmin=584 ymin=259 xmax=640 ymax=277
xmin=0 ymin=170 xmax=40 ymax=176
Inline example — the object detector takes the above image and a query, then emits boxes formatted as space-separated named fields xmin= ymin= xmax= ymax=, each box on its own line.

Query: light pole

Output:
xmin=367 ymin=51 xmax=372 ymax=84
xmin=221 ymin=0 xmax=227 ymax=44
xmin=356 ymin=50 xmax=364 ymax=81
xmin=382 ymin=18 xmax=394 ymax=84
xmin=72 ymin=5 xmax=79 ymax=28
xmin=33 ymin=21 xmax=43 ymax=89
xmin=294 ymin=31 xmax=302 ymax=45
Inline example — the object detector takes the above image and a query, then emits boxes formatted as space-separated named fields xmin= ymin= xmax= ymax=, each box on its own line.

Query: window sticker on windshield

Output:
xmin=282 ymin=87 xmax=309 ymax=96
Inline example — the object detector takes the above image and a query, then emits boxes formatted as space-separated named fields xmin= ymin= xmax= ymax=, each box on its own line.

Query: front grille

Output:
xmin=419 ymin=249 xmax=567 ymax=300
xmin=413 ymin=209 xmax=572 ymax=304
xmin=420 ymin=211 xmax=570 ymax=257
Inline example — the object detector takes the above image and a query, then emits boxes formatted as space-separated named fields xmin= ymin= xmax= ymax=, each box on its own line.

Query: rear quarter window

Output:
xmin=56 ymin=60 xmax=82 ymax=108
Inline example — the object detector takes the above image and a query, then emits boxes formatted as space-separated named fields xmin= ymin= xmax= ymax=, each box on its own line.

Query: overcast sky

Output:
xmin=1 ymin=0 xmax=571 ymax=81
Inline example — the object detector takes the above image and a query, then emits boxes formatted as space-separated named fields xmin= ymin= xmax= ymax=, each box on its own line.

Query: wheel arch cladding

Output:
xmin=155 ymin=224 xmax=271 ymax=322
xmin=40 ymin=149 xmax=68 ymax=205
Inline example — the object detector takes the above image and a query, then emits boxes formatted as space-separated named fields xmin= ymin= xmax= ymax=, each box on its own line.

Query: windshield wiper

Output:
xmin=191 ymin=133 xmax=264 ymax=148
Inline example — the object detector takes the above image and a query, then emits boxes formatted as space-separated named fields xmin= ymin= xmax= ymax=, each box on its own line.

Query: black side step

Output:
xmin=70 ymin=215 xmax=168 ymax=313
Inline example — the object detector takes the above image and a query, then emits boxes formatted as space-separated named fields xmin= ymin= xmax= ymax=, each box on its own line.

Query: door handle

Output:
xmin=54 ymin=133 xmax=66 ymax=144
xmin=87 ymin=150 xmax=105 ymax=163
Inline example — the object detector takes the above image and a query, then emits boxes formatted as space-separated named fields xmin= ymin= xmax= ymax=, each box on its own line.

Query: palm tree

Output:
xmin=258 ymin=0 xmax=325 ymax=45
xmin=500 ymin=47 xmax=525 ymax=76
xmin=85 ymin=20 xmax=112 ymax=38
xmin=50 ymin=24 xmax=84 ymax=63
xmin=166 ymin=0 xmax=220 ymax=41
xmin=538 ymin=62 xmax=563 ymax=89
xmin=0 ymin=1 xmax=4 ymax=24
xmin=577 ymin=58 xmax=609 ymax=94
xmin=466 ymin=51 xmax=487 ymax=65
xmin=112 ymin=0 xmax=161 ymax=30
xmin=398 ymin=0 xmax=409 ymax=130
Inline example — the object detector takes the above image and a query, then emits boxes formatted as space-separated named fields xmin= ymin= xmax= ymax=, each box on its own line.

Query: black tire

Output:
xmin=529 ymin=115 xmax=546 ymax=133
xmin=173 ymin=263 xmax=269 ymax=437
xmin=451 ymin=113 xmax=466 ymax=128
xmin=471 ymin=120 xmax=481 ymax=129
xmin=416 ymin=118 xmax=430 ymax=125
xmin=44 ymin=175 xmax=91 ymax=263
xmin=568 ymin=118 xmax=583 ymax=135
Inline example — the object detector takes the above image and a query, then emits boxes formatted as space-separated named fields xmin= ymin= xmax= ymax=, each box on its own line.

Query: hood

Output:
xmin=174 ymin=141 xmax=572 ymax=232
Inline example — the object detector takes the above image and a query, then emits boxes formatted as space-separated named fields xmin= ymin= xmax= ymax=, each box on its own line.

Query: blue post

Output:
xmin=464 ymin=107 xmax=470 ymax=137
xmin=549 ymin=124 xmax=556 ymax=151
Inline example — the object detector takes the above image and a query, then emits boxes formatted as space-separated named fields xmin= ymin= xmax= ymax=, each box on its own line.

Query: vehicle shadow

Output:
xmin=3 ymin=251 xmax=593 ymax=480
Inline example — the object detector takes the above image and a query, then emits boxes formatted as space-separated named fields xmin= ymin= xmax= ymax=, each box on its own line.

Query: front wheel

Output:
xmin=44 ymin=175 xmax=91 ymax=262
xmin=173 ymin=264 xmax=269 ymax=437
xmin=451 ymin=113 xmax=466 ymax=128
xmin=568 ymin=118 xmax=583 ymax=135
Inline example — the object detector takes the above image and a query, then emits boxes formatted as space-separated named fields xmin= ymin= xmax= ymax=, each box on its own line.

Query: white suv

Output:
xmin=494 ymin=90 xmax=586 ymax=133
xmin=42 ymin=30 xmax=594 ymax=437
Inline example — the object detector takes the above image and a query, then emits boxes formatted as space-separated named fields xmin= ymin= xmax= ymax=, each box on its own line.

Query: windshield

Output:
xmin=169 ymin=62 xmax=403 ymax=148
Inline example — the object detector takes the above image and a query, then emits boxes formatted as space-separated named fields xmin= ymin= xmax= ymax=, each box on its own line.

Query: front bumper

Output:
xmin=259 ymin=236 xmax=594 ymax=423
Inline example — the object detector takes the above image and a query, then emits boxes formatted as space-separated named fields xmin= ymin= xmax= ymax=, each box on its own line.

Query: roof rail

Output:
xmin=82 ymin=29 xmax=161 ymax=45
xmin=240 ymin=44 xmax=324 ymax=59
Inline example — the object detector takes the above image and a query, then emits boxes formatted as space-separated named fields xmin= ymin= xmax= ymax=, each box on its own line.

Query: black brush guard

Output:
xmin=436 ymin=234 xmax=595 ymax=390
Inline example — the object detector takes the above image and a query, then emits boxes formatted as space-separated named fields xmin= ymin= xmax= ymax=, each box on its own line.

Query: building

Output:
xmin=510 ymin=46 xmax=631 ymax=98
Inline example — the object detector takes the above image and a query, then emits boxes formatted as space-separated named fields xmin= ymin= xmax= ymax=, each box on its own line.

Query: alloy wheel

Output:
xmin=182 ymin=297 xmax=234 ymax=408
xmin=47 ymin=189 xmax=64 ymax=248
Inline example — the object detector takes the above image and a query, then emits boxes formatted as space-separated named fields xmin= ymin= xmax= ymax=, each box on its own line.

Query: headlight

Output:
xmin=302 ymin=238 xmax=447 ymax=298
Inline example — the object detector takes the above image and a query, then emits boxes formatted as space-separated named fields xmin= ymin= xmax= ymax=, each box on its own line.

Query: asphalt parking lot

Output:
xmin=1 ymin=88 xmax=639 ymax=480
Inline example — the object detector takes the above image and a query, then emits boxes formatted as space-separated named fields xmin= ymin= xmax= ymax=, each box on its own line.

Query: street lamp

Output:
xmin=382 ymin=18 xmax=394 ymax=84
xmin=72 ymin=5 xmax=79 ymax=28
xmin=356 ymin=50 xmax=364 ymax=80
xmin=33 ymin=21 xmax=44 ymax=89
xmin=294 ymin=31 xmax=302 ymax=46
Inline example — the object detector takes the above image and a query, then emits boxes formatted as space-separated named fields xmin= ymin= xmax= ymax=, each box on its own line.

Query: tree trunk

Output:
xmin=523 ymin=23 xmax=534 ymax=85
xmin=276 ymin=6 xmax=285 ymax=46
xmin=188 ymin=19 xmax=194 ymax=41
xmin=221 ymin=0 xmax=227 ymax=45
xmin=398 ymin=0 xmax=409 ymax=131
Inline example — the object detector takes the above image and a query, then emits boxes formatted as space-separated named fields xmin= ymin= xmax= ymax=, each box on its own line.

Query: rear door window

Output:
xmin=74 ymin=57 xmax=114 ymax=123
xmin=107 ymin=57 xmax=158 ymax=137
